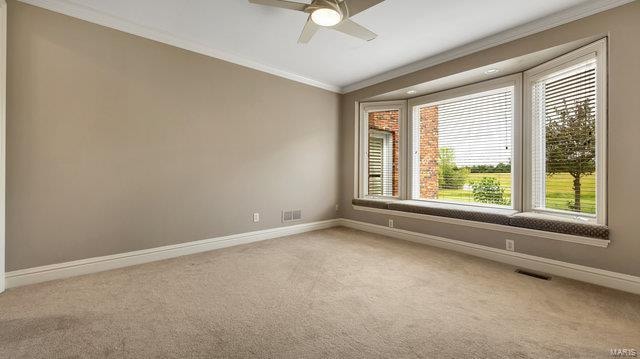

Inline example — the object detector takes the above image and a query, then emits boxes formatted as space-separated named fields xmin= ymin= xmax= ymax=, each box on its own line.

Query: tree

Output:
xmin=438 ymin=148 xmax=469 ymax=190
xmin=471 ymin=177 xmax=509 ymax=205
xmin=546 ymin=99 xmax=596 ymax=212
xmin=494 ymin=162 xmax=511 ymax=173
xmin=470 ymin=162 xmax=511 ymax=173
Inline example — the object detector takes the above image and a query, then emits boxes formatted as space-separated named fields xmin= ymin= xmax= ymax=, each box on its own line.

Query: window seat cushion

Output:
xmin=387 ymin=201 xmax=513 ymax=225
xmin=352 ymin=198 xmax=609 ymax=240
xmin=351 ymin=198 xmax=396 ymax=209
xmin=509 ymin=213 xmax=609 ymax=240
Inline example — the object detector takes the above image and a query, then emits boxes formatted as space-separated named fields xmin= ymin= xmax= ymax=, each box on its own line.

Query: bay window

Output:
xmin=356 ymin=38 xmax=608 ymax=231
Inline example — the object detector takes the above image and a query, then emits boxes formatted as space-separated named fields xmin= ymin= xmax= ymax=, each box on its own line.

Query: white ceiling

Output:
xmin=20 ymin=0 xmax=632 ymax=92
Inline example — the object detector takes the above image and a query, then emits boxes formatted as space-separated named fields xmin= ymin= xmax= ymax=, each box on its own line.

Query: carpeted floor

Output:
xmin=0 ymin=227 xmax=638 ymax=358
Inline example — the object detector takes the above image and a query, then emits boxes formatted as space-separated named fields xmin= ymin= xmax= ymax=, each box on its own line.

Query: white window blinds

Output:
xmin=531 ymin=58 xmax=597 ymax=216
xmin=413 ymin=87 xmax=514 ymax=207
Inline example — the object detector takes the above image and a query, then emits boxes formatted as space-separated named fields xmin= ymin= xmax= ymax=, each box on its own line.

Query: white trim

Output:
xmin=4 ymin=219 xmax=340 ymax=288
xmin=408 ymin=75 xmax=521 ymax=107
xmin=0 ymin=0 xmax=6 ymax=294
xmin=16 ymin=0 xmax=633 ymax=94
xmin=352 ymin=102 xmax=360 ymax=199
xmin=16 ymin=0 xmax=341 ymax=93
xmin=352 ymin=205 xmax=609 ymax=248
xmin=342 ymin=0 xmax=633 ymax=93
xmin=6 ymin=218 xmax=637 ymax=295
xmin=339 ymin=219 xmax=639 ymax=295
xmin=513 ymin=73 xmax=524 ymax=211
xmin=523 ymin=39 xmax=607 ymax=224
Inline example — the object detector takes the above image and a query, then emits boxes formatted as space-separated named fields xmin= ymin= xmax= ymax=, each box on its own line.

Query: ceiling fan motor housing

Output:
xmin=308 ymin=0 xmax=349 ymax=22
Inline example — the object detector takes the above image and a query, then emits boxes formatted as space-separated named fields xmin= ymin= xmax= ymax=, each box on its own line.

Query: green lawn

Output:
xmin=437 ymin=172 xmax=595 ymax=214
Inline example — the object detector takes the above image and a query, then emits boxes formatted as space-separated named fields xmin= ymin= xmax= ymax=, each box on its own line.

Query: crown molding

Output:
xmin=341 ymin=0 xmax=635 ymax=94
xmin=16 ymin=0 xmax=635 ymax=95
xmin=17 ymin=0 xmax=342 ymax=93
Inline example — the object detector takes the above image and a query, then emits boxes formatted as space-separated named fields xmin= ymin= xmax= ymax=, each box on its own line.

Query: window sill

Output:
xmin=352 ymin=199 xmax=609 ymax=248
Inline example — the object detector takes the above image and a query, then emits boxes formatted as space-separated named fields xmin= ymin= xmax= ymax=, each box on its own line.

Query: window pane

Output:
xmin=532 ymin=59 xmax=597 ymax=215
xmin=368 ymin=110 xmax=399 ymax=197
xmin=414 ymin=88 xmax=513 ymax=207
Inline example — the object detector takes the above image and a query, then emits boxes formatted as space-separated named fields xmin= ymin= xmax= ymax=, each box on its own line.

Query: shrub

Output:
xmin=471 ymin=177 xmax=509 ymax=205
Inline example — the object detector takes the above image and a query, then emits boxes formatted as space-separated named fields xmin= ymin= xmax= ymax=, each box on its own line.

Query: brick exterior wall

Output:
xmin=368 ymin=111 xmax=400 ymax=196
xmin=368 ymin=108 xmax=439 ymax=198
xmin=420 ymin=106 xmax=439 ymax=199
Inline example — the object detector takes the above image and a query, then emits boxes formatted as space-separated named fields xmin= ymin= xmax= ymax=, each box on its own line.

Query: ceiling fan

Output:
xmin=248 ymin=0 xmax=384 ymax=43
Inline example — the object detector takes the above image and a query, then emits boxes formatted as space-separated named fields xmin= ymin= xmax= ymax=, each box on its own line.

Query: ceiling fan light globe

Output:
xmin=311 ymin=8 xmax=342 ymax=27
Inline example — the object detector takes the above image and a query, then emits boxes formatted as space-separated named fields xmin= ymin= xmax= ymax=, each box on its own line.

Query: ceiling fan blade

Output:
xmin=248 ymin=0 xmax=307 ymax=11
xmin=332 ymin=19 xmax=377 ymax=41
xmin=298 ymin=16 xmax=319 ymax=44
xmin=343 ymin=0 xmax=384 ymax=17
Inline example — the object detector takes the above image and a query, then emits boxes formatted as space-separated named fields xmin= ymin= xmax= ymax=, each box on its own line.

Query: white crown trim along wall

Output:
xmin=17 ymin=0 xmax=636 ymax=94
xmin=16 ymin=0 xmax=342 ymax=93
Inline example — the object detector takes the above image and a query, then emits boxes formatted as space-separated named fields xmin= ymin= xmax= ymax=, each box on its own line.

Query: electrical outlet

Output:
xmin=253 ymin=213 xmax=260 ymax=223
xmin=506 ymin=239 xmax=515 ymax=252
xmin=335 ymin=204 xmax=339 ymax=211
xmin=388 ymin=219 xmax=394 ymax=228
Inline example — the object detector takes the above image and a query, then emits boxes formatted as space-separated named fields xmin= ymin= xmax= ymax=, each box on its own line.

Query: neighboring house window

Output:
xmin=368 ymin=130 xmax=393 ymax=196
xmin=357 ymin=39 xmax=607 ymax=225
xmin=359 ymin=102 xmax=406 ymax=198
xmin=409 ymin=79 xmax=519 ymax=209
xmin=524 ymin=39 xmax=607 ymax=224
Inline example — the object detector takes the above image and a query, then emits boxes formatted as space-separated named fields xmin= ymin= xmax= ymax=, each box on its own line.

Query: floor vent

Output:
xmin=515 ymin=269 xmax=551 ymax=281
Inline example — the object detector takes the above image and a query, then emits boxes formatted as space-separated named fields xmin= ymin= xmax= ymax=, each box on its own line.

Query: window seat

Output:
xmin=352 ymin=198 xmax=609 ymax=240
xmin=352 ymin=198 xmax=394 ymax=210
xmin=388 ymin=201 xmax=514 ymax=225
xmin=509 ymin=213 xmax=609 ymax=240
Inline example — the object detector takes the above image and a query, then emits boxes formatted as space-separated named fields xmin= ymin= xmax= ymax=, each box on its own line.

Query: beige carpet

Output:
xmin=1 ymin=227 xmax=638 ymax=358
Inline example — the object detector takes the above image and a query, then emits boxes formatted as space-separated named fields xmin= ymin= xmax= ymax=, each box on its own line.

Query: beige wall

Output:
xmin=5 ymin=0 xmax=640 ymax=278
xmin=340 ymin=1 xmax=640 ymax=276
xmin=6 ymin=1 xmax=340 ymax=270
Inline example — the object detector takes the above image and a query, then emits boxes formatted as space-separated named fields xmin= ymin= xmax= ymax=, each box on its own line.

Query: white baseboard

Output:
xmin=338 ymin=219 xmax=640 ymax=295
xmin=5 ymin=219 xmax=340 ymax=288
xmin=5 ymin=217 xmax=639 ymax=296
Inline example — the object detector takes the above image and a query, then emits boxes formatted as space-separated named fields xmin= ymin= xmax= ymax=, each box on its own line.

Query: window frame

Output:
xmin=523 ymin=39 xmax=607 ymax=225
xmin=406 ymin=74 xmax=523 ymax=211
xmin=358 ymin=101 xmax=408 ymax=200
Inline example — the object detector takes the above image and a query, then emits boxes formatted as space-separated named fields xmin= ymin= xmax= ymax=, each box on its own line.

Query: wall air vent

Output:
xmin=282 ymin=210 xmax=302 ymax=223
